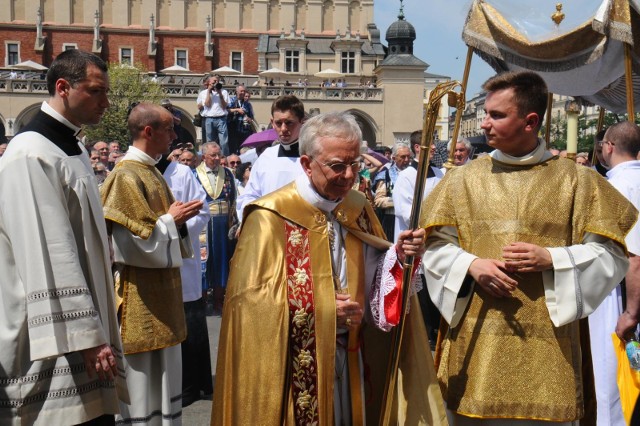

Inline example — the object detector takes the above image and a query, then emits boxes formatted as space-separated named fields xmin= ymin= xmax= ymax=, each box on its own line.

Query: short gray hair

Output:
xmin=457 ymin=138 xmax=472 ymax=152
xmin=299 ymin=111 xmax=362 ymax=157
xmin=392 ymin=142 xmax=412 ymax=157
xmin=201 ymin=141 xmax=222 ymax=154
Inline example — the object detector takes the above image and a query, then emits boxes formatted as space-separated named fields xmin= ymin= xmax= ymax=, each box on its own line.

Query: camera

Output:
xmin=215 ymin=82 xmax=223 ymax=91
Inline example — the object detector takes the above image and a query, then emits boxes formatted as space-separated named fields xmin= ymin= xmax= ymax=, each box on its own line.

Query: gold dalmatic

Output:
xmin=420 ymin=156 xmax=637 ymax=421
xmin=101 ymin=160 xmax=186 ymax=354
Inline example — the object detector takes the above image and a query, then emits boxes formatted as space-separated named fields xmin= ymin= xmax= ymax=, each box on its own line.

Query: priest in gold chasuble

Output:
xmin=420 ymin=71 xmax=638 ymax=425
xmin=212 ymin=112 xmax=448 ymax=425
xmin=101 ymin=103 xmax=205 ymax=424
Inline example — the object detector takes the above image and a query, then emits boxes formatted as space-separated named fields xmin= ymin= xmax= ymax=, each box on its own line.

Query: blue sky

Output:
xmin=374 ymin=0 xmax=494 ymax=97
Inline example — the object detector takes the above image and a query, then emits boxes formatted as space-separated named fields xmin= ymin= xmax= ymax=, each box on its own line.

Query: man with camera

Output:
xmin=197 ymin=75 xmax=230 ymax=155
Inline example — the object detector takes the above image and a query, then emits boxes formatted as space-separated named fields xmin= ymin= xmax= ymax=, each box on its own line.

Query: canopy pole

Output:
xmin=625 ymin=43 xmax=635 ymax=120
xmin=591 ymin=107 xmax=606 ymax=168
xmin=444 ymin=45 xmax=473 ymax=169
xmin=545 ymin=93 xmax=553 ymax=149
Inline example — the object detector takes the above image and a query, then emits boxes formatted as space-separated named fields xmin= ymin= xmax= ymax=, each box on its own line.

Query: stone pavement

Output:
xmin=182 ymin=314 xmax=222 ymax=425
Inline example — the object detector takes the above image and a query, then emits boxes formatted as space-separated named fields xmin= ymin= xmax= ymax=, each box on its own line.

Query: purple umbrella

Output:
xmin=367 ymin=148 xmax=389 ymax=165
xmin=241 ymin=128 xmax=279 ymax=149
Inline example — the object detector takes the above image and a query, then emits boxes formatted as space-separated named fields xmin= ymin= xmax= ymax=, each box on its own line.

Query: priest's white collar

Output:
xmin=41 ymin=101 xmax=82 ymax=136
xmin=295 ymin=174 xmax=341 ymax=214
xmin=490 ymin=139 xmax=553 ymax=165
xmin=280 ymin=140 xmax=298 ymax=150
xmin=123 ymin=145 xmax=159 ymax=166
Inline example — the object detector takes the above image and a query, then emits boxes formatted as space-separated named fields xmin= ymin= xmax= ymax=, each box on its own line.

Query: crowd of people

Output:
xmin=1 ymin=49 xmax=640 ymax=426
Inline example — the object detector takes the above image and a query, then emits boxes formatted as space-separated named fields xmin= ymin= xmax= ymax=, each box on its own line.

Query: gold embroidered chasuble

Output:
xmin=420 ymin=156 xmax=637 ymax=422
xmin=101 ymin=160 xmax=186 ymax=354
xmin=212 ymin=182 xmax=447 ymax=425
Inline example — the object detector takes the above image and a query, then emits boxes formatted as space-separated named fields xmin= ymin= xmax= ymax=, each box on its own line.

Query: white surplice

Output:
xmin=235 ymin=143 xmax=303 ymax=220
xmin=0 ymin=103 xmax=128 ymax=425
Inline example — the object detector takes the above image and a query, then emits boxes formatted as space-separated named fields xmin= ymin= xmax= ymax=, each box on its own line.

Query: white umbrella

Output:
xmin=211 ymin=66 xmax=241 ymax=76
xmin=259 ymin=68 xmax=288 ymax=78
xmin=9 ymin=60 xmax=48 ymax=71
xmin=159 ymin=65 xmax=194 ymax=74
xmin=259 ymin=67 xmax=289 ymax=84
xmin=314 ymin=68 xmax=344 ymax=79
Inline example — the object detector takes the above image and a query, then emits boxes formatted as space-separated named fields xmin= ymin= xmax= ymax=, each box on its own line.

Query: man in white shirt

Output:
xmin=589 ymin=120 xmax=640 ymax=426
xmin=197 ymin=75 xmax=230 ymax=155
xmin=235 ymin=95 xmax=305 ymax=220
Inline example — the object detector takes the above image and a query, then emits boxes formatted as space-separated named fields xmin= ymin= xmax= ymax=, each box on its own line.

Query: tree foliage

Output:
xmin=540 ymin=110 xmax=626 ymax=154
xmin=83 ymin=63 xmax=165 ymax=147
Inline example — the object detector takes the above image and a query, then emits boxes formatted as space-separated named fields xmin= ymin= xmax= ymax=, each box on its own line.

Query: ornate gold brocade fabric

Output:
xmin=101 ymin=160 xmax=186 ymax=354
xmin=420 ymin=156 xmax=637 ymax=421
xmin=463 ymin=0 xmax=637 ymax=70
xmin=102 ymin=160 xmax=176 ymax=239
xmin=212 ymin=183 xmax=448 ymax=425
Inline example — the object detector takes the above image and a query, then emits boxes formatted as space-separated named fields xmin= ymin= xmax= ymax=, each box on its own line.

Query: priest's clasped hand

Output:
xmin=395 ymin=228 xmax=427 ymax=263
xmin=468 ymin=258 xmax=518 ymax=298
xmin=81 ymin=343 xmax=117 ymax=380
xmin=335 ymin=293 xmax=363 ymax=328
xmin=168 ymin=199 xmax=204 ymax=226
xmin=502 ymin=242 xmax=553 ymax=273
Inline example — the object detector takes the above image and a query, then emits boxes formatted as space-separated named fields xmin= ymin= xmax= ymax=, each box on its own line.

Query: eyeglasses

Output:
xmin=229 ymin=161 xmax=241 ymax=166
xmin=313 ymin=158 xmax=361 ymax=174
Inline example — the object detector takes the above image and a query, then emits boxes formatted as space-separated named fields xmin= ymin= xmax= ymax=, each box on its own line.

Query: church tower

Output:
xmin=375 ymin=0 xmax=429 ymax=145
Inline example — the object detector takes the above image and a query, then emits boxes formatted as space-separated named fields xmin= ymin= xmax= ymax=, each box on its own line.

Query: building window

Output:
xmin=62 ymin=43 xmax=78 ymax=51
xmin=285 ymin=50 xmax=299 ymax=73
xmin=341 ymin=51 xmax=355 ymax=74
xmin=176 ymin=49 xmax=188 ymax=68
xmin=6 ymin=42 xmax=20 ymax=66
xmin=120 ymin=48 xmax=132 ymax=65
xmin=231 ymin=52 xmax=243 ymax=73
